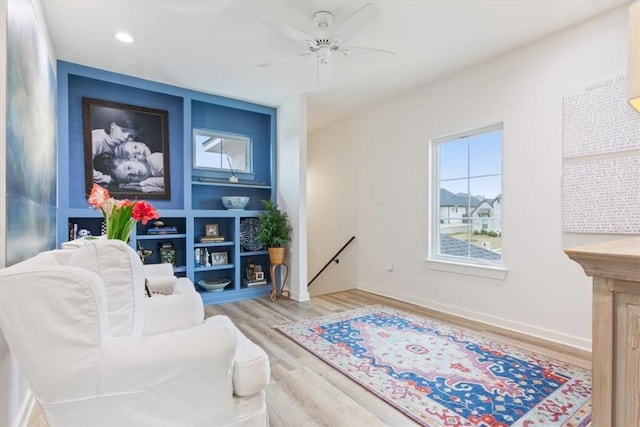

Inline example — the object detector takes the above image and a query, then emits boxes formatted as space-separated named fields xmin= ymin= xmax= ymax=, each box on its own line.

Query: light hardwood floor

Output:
xmin=28 ymin=290 xmax=591 ymax=426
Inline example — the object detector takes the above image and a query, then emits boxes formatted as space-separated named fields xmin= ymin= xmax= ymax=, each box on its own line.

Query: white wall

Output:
xmin=308 ymin=6 xmax=630 ymax=350
xmin=307 ymin=122 xmax=359 ymax=295
xmin=277 ymin=95 xmax=310 ymax=302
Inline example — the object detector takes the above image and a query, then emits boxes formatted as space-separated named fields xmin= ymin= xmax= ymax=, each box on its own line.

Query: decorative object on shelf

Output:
xmin=239 ymin=218 xmax=265 ymax=252
xmin=82 ymin=97 xmax=171 ymax=200
xmin=243 ymin=259 xmax=267 ymax=287
xmin=205 ymin=224 xmax=219 ymax=236
xmin=76 ymin=228 xmax=92 ymax=238
xmin=195 ymin=247 xmax=212 ymax=267
xmin=227 ymin=158 xmax=239 ymax=183
xmin=87 ymin=183 xmax=159 ymax=242
xmin=159 ymin=242 xmax=176 ymax=266
xmin=136 ymin=241 xmax=153 ymax=263
xmin=197 ymin=279 xmax=231 ymax=292
xmin=221 ymin=196 xmax=250 ymax=210
xmin=211 ymin=252 xmax=229 ymax=265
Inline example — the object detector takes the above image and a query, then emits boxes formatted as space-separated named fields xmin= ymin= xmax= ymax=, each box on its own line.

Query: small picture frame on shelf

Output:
xmin=158 ymin=242 xmax=176 ymax=266
xmin=255 ymin=271 xmax=265 ymax=281
xmin=211 ymin=252 xmax=228 ymax=265
xmin=205 ymin=224 xmax=219 ymax=237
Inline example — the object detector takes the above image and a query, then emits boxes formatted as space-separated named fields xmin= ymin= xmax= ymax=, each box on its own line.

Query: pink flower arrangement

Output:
xmin=88 ymin=184 xmax=159 ymax=242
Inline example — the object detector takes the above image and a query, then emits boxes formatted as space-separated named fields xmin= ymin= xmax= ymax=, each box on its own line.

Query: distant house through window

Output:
xmin=430 ymin=124 xmax=503 ymax=265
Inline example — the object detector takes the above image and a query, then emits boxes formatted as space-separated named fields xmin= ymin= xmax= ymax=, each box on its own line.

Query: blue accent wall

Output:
xmin=65 ymin=74 xmax=185 ymax=210
xmin=56 ymin=61 xmax=277 ymax=248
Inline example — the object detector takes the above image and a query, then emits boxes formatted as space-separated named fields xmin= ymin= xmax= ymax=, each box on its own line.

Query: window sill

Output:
xmin=425 ymin=259 xmax=508 ymax=280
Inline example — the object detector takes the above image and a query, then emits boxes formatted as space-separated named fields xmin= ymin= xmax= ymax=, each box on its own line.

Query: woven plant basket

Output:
xmin=268 ymin=247 xmax=286 ymax=265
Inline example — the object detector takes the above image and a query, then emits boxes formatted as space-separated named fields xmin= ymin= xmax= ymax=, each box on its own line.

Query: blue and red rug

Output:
xmin=275 ymin=305 xmax=591 ymax=426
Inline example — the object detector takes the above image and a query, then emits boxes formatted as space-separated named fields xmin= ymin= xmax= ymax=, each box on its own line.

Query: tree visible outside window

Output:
xmin=431 ymin=124 xmax=503 ymax=265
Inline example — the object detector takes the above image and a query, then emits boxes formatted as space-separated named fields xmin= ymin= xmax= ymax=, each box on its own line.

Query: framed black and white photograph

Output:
xmin=211 ymin=252 xmax=228 ymax=265
xmin=205 ymin=224 xmax=219 ymax=237
xmin=82 ymin=97 xmax=170 ymax=199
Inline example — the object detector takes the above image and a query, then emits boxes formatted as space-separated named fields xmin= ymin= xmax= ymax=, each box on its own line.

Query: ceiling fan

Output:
xmin=257 ymin=3 xmax=397 ymax=88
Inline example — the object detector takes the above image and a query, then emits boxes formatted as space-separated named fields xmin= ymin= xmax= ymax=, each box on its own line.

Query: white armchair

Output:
xmin=0 ymin=240 xmax=270 ymax=427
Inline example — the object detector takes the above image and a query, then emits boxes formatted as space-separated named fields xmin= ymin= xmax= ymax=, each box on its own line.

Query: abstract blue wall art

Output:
xmin=6 ymin=0 xmax=57 ymax=265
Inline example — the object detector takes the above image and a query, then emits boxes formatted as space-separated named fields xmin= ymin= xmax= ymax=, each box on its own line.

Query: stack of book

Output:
xmin=199 ymin=235 xmax=225 ymax=243
xmin=146 ymin=226 xmax=178 ymax=235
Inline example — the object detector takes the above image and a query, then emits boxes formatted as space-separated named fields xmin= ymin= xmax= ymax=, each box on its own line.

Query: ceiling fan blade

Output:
xmin=339 ymin=46 xmax=397 ymax=59
xmin=260 ymin=17 xmax=315 ymax=44
xmin=333 ymin=3 xmax=379 ymax=44
xmin=257 ymin=52 xmax=313 ymax=68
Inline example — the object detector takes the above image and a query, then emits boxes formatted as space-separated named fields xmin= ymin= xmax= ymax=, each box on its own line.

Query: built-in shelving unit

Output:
xmin=56 ymin=61 xmax=277 ymax=305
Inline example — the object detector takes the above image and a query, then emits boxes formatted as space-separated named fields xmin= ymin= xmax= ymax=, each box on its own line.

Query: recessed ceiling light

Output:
xmin=115 ymin=32 xmax=133 ymax=43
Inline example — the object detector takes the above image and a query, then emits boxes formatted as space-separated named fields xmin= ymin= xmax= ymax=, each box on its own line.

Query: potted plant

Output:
xmin=256 ymin=199 xmax=292 ymax=264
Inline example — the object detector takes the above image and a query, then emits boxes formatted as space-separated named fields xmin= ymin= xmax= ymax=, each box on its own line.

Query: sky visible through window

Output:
xmin=439 ymin=129 xmax=502 ymax=200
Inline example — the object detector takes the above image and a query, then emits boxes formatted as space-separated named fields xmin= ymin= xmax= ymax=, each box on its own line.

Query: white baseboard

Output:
xmin=13 ymin=390 xmax=35 ymax=427
xmin=358 ymin=285 xmax=592 ymax=352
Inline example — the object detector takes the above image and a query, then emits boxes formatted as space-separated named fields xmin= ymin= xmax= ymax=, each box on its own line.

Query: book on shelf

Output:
xmin=199 ymin=236 xmax=225 ymax=243
xmin=146 ymin=226 xmax=178 ymax=235
xmin=69 ymin=223 xmax=78 ymax=241
xmin=242 ymin=279 xmax=267 ymax=287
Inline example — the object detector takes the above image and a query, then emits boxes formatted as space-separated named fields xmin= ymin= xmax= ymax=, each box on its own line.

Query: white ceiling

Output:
xmin=40 ymin=0 xmax=630 ymax=132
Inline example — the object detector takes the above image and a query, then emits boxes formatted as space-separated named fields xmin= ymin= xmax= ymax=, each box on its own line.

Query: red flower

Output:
xmin=132 ymin=200 xmax=159 ymax=225
xmin=87 ymin=184 xmax=159 ymax=241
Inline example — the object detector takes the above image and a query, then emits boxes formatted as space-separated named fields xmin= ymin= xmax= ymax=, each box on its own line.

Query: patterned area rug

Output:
xmin=275 ymin=305 xmax=592 ymax=426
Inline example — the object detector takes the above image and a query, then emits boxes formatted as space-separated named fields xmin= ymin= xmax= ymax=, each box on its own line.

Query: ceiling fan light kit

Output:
xmin=258 ymin=2 xmax=397 ymax=88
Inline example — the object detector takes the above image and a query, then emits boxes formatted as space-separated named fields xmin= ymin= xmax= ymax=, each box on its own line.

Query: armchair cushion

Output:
xmin=68 ymin=240 xmax=145 ymax=338
xmin=143 ymin=290 xmax=204 ymax=335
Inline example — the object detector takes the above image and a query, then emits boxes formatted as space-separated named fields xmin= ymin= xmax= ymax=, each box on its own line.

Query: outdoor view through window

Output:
xmin=433 ymin=124 xmax=502 ymax=265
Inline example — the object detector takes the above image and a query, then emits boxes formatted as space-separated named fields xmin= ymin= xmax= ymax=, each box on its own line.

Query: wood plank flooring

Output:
xmin=28 ymin=290 xmax=591 ymax=426
xmin=207 ymin=289 xmax=591 ymax=427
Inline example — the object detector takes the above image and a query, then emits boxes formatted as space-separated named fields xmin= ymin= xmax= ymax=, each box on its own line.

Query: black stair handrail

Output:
xmin=308 ymin=236 xmax=356 ymax=287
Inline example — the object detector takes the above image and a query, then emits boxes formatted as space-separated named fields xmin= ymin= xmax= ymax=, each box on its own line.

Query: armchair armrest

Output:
xmin=101 ymin=316 xmax=237 ymax=394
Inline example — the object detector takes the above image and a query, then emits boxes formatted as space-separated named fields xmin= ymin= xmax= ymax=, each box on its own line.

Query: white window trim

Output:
xmin=425 ymin=258 xmax=508 ymax=280
xmin=426 ymin=123 xmax=507 ymax=279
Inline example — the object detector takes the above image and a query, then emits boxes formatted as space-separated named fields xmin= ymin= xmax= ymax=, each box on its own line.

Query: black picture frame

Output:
xmin=82 ymin=97 xmax=170 ymax=199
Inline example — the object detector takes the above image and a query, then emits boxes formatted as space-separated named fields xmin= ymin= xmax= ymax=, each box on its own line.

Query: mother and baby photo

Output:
xmin=82 ymin=98 xmax=171 ymax=199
